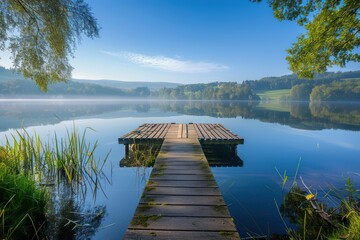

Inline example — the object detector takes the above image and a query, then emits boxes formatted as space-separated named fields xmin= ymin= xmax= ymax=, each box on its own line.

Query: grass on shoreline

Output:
xmin=257 ymin=89 xmax=291 ymax=101
xmin=0 ymin=126 xmax=110 ymax=239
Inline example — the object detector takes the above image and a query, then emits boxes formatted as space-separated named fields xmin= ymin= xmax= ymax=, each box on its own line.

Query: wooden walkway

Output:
xmin=123 ymin=124 xmax=241 ymax=239
xmin=118 ymin=123 xmax=243 ymax=145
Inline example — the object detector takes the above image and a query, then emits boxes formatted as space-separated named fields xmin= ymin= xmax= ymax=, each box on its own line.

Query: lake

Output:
xmin=0 ymin=99 xmax=359 ymax=239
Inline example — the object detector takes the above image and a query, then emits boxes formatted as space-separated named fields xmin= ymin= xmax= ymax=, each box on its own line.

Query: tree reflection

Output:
xmin=45 ymin=181 xmax=107 ymax=240
xmin=1 ymin=100 xmax=360 ymax=131
xmin=279 ymin=179 xmax=360 ymax=239
xmin=120 ymin=142 xmax=162 ymax=167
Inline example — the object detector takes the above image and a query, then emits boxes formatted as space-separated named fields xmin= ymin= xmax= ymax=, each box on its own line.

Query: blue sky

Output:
xmin=1 ymin=0 xmax=359 ymax=83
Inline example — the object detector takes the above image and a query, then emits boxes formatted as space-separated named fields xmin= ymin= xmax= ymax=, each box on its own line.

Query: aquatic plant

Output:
xmin=276 ymin=168 xmax=360 ymax=239
xmin=1 ymin=126 xmax=110 ymax=197
xmin=0 ymin=165 xmax=47 ymax=240
xmin=0 ymin=125 xmax=111 ymax=239
xmin=120 ymin=142 xmax=162 ymax=168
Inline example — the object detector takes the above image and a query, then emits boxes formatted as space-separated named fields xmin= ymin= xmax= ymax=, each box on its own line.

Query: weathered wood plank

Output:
xmin=150 ymin=174 xmax=214 ymax=181
xmin=176 ymin=124 xmax=183 ymax=139
xmin=154 ymin=123 xmax=170 ymax=138
xmin=147 ymin=124 xmax=163 ymax=138
xmin=122 ymin=123 xmax=241 ymax=239
xmin=124 ymin=230 xmax=240 ymax=240
xmin=158 ymin=165 xmax=208 ymax=170
xmin=150 ymin=180 xmax=217 ymax=187
xmin=140 ymin=195 xmax=225 ymax=205
xmin=183 ymin=123 xmax=188 ymax=138
xmin=134 ymin=204 xmax=231 ymax=217
xmin=144 ymin=186 xmax=221 ymax=196
xmin=152 ymin=169 xmax=211 ymax=175
xmin=203 ymin=123 xmax=217 ymax=140
xmin=120 ymin=124 xmax=147 ymax=139
xmin=154 ymin=161 xmax=206 ymax=167
xmin=198 ymin=123 xmax=211 ymax=139
xmin=193 ymin=123 xmax=204 ymax=139
xmin=128 ymin=216 xmax=237 ymax=231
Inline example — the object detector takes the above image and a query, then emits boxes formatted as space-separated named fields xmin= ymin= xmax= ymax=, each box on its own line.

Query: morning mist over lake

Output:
xmin=0 ymin=1 xmax=359 ymax=239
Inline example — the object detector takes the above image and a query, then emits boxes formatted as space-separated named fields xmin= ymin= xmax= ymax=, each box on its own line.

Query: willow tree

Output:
xmin=0 ymin=0 xmax=99 ymax=91
xmin=254 ymin=0 xmax=360 ymax=79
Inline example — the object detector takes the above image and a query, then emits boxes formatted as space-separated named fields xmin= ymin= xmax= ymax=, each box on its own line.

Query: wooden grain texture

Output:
xmin=124 ymin=230 xmax=241 ymax=240
xmin=129 ymin=216 xmax=237 ymax=231
xmin=144 ymin=186 xmax=221 ymax=196
xmin=149 ymin=179 xmax=217 ymax=187
xmin=124 ymin=124 xmax=240 ymax=239
xmin=135 ymin=204 xmax=231 ymax=217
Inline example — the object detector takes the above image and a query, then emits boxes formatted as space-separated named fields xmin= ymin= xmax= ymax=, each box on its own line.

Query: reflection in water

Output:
xmin=201 ymin=144 xmax=243 ymax=167
xmin=310 ymin=102 xmax=360 ymax=130
xmin=119 ymin=142 xmax=243 ymax=167
xmin=46 ymin=182 xmax=107 ymax=240
xmin=1 ymin=99 xmax=359 ymax=239
xmin=120 ymin=142 xmax=162 ymax=167
xmin=1 ymin=100 xmax=360 ymax=131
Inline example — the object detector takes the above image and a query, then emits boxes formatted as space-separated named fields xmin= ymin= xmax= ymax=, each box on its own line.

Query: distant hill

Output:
xmin=245 ymin=70 xmax=360 ymax=91
xmin=73 ymin=79 xmax=181 ymax=90
xmin=1 ymin=65 xmax=359 ymax=100
xmin=0 ymin=66 xmax=178 ymax=97
xmin=0 ymin=79 xmax=130 ymax=97
xmin=0 ymin=67 xmax=24 ymax=81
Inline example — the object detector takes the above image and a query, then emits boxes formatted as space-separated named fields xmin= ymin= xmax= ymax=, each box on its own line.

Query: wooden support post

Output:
xmin=124 ymin=144 xmax=130 ymax=159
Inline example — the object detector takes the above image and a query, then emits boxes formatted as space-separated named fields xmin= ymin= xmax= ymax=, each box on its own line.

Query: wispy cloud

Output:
xmin=101 ymin=51 xmax=228 ymax=73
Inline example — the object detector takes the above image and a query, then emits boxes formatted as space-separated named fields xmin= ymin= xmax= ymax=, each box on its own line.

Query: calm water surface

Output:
xmin=0 ymin=100 xmax=359 ymax=239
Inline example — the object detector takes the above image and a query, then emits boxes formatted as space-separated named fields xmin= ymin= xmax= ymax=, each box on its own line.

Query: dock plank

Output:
xmin=139 ymin=194 xmax=226 ymax=206
xmin=144 ymin=186 xmax=221 ymax=196
xmin=150 ymin=174 xmax=214 ymax=181
xmin=149 ymin=180 xmax=217 ymax=187
xmin=124 ymin=230 xmax=240 ymax=240
xmin=121 ymin=123 xmax=241 ymax=239
xmin=129 ymin=217 xmax=237 ymax=231
xmin=134 ymin=204 xmax=230 ymax=217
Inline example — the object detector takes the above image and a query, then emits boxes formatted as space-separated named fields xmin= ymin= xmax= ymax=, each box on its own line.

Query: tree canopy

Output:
xmin=254 ymin=0 xmax=360 ymax=79
xmin=0 ymin=0 xmax=99 ymax=91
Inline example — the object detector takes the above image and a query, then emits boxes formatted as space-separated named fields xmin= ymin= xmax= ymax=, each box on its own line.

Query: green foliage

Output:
xmin=153 ymin=82 xmax=260 ymax=100
xmin=279 ymin=173 xmax=360 ymax=239
xmin=257 ymin=89 xmax=291 ymax=101
xmin=0 ymin=0 xmax=99 ymax=91
xmin=255 ymin=0 xmax=360 ymax=78
xmin=120 ymin=143 xmax=161 ymax=167
xmin=310 ymin=79 xmax=360 ymax=101
xmin=290 ymin=83 xmax=313 ymax=101
xmin=0 ymin=126 xmax=110 ymax=238
xmin=0 ymin=78 xmax=153 ymax=97
xmin=246 ymin=71 xmax=360 ymax=91
xmin=0 ymin=165 xmax=47 ymax=240
xmin=2 ymin=126 xmax=110 ymax=196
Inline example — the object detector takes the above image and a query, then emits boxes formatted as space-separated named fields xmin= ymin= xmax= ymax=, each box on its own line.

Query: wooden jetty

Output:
xmin=119 ymin=123 xmax=243 ymax=239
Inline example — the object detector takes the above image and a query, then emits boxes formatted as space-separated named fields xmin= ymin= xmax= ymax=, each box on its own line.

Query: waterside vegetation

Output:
xmin=1 ymin=67 xmax=360 ymax=102
xmin=277 ymin=165 xmax=360 ymax=239
xmin=0 ymin=126 xmax=110 ymax=239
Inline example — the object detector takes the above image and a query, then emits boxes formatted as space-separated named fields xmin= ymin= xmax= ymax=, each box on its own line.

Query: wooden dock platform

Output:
xmin=121 ymin=123 xmax=242 ymax=239
xmin=118 ymin=123 xmax=243 ymax=145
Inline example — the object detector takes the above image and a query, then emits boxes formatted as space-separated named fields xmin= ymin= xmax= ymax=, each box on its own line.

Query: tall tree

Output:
xmin=254 ymin=0 xmax=360 ymax=79
xmin=0 ymin=0 xmax=99 ymax=91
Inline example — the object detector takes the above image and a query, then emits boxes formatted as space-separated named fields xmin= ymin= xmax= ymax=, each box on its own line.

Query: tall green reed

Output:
xmin=2 ymin=125 xmax=111 ymax=198
xmin=0 ymin=125 xmax=111 ymax=239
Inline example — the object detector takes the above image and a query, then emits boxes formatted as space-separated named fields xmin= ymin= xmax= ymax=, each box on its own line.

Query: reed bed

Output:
xmin=2 ymin=126 xmax=110 ymax=196
xmin=0 ymin=125 xmax=111 ymax=239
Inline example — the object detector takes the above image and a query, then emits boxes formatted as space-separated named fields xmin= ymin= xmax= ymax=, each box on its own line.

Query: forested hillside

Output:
xmin=249 ymin=71 xmax=360 ymax=102
xmin=245 ymin=71 xmax=360 ymax=91
xmin=74 ymin=79 xmax=181 ymax=90
xmin=1 ymin=66 xmax=359 ymax=101
xmin=152 ymin=82 xmax=260 ymax=100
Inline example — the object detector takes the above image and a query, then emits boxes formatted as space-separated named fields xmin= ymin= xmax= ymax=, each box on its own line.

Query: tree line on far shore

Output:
xmin=1 ymin=66 xmax=359 ymax=101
